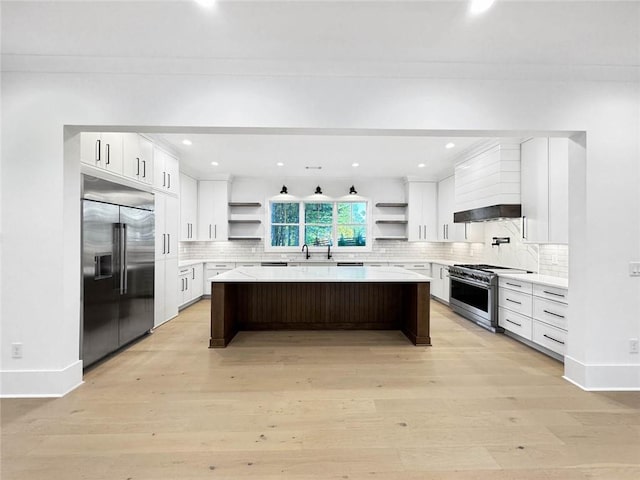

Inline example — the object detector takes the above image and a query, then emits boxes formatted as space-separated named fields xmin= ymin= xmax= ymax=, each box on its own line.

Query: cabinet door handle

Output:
xmin=105 ymin=143 xmax=110 ymax=165
xmin=192 ymin=268 xmax=195 ymax=280
xmin=418 ymin=225 xmax=422 ymax=240
xmin=181 ymin=278 xmax=185 ymax=292
xmin=506 ymin=318 xmax=522 ymax=327
xmin=446 ymin=224 xmax=448 ymax=239
xmin=136 ymin=157 xmax=140 ymax=176
xmin=168 ymin=173 xmax=171 ymax=189
xmin=506 ymin=282 xmax=522 ymax=288
xmin=167 ymin=234 xmax=170 ymax=254
xmin=162 ymin=233 xmax=166 ymax=254
xmin=543 ymin=290 xmax=566 ymax=298
xmin=163 ymin=171 xmax=166 ymax=187
xmin=214 ymin=224 xmax=217 ymax=239
xmin=522 ymin=216 xmax=527 ymax=239
xmin=185 ymin=278 xmax=188 ymax=290
xmin=543 ymin=334 xmax=565 ymax=345
xmin=440 ymin=267 xmax=443 ymax=279
xmin=506 ymin=298 xmax=522 ymax=305
xmin=142 ymin=160 xmax=146 ymax=178
xmin=95 ymin=139 xmax=101 ymax=161
xmin=464 ymin=223 xmax=468 ymax=240
xmin=543 ymin=309 xmax=565 ymax=319
xmin=423 ymin=225 xmax=427 ymax=239
xmin=443 ymin=224 xmax=446 ymax=239
xmin=209 ymin=224 xmax=212 ymax=239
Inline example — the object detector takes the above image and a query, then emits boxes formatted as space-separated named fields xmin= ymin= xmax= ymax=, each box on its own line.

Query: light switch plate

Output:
xmin=630 ymin=262 xmax=640 ymax=277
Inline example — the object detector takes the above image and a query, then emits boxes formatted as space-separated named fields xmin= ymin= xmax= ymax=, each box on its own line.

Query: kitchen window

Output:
xmin=267 ymin=200 xmax=370 ymax=251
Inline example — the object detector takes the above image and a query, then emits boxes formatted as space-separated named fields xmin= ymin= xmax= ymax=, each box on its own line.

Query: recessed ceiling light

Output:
xmin=182 ymin=139 xmax=192 ymax=146
xmin=211 ymin=161 xmax=219 ymax=166
xmin=469 ymin=0 xmax=495 ymax=15
xmin=445 ymin=142 xmax=456 ymax=149
xmin=276 ymin=162 xmax=284 ymax=167
xmin=352 ymin=163 xmax=360 ymax=167
xmin=194 ymin=0 xmax=217 ymax=8
xmin=418 ymin=163 xmax=426 ymax=168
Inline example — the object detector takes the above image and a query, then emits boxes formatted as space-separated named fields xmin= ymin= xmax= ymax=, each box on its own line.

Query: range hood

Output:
xmin=453 ymin=204 xmax=521 ymax=223
xmin=453 ymin=142 xmax=523 ymax=223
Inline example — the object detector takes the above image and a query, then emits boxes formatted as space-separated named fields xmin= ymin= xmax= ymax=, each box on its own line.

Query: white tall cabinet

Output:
xmin=154 ymin=193 xmax=179 ymax=327
xmin=521 ymin=138 xmax=569 ymax=244
xmin=198 ymin=180 xmax=229 ymax=241
xmin=153 ymin=146 xmax=180 ymax=195
xmin=406 ymin=180 xmax=437 ymax=242
xmin=180 ymin=173 xmax=198 ymax=241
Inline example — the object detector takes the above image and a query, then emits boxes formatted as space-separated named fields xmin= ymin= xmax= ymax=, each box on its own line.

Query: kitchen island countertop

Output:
xmin=210 ymin=266 xmax=432 ymax=283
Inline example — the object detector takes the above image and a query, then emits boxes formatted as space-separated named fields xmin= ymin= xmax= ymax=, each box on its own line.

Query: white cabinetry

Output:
xmin=80 ymin=132 xmax=124 ymax=175
xmin=178 ymin=263 xmax=203 ymax=308
xmin=198 ymin=181 xmax=229 ymax=241
xmin=437 ymin=176 xmax=484 ymax=243
xmin=154 ymin=193 xmax=179 ymax=327
xmin=123 ymin=134 xmax=153 ymax=184
xmin=204 ymin=263 xmax=235 ymax=295
xmin=153 ymin=146 xmax=180 ymax=195
xmin=498 ymin=276 xmax=568 ymax=359
xmin=430 ymin=263 xmax=450 ymax=303
xmin=180 ymin=173 xmax=198 ymax=241
xmin=521 ymin=138 xmax=569 ymax=244
xmin=406 ymin=181 xmax=437 ymax=242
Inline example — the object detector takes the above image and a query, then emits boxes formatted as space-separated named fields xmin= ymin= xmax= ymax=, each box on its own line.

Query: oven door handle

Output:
xmin=450 ymin=275 xmax=491 ymax=290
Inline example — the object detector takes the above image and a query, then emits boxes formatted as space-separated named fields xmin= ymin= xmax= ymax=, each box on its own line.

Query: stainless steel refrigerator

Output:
xmin=82 ymin=175 xmax=155 ymax=367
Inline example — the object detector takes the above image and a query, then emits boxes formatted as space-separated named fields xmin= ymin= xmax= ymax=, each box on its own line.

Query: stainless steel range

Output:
xmin=448 ymin=264 xmax=528 ymax=332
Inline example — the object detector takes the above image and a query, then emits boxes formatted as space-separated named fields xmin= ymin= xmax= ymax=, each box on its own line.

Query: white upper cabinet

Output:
xmin=122 ymin=134 xmax=153 ymax=185
xmin=406 ymin=181 xmax=437 ymax=242
xmin=80 ymin=132 xmax=124 ymax=175
xmin=521 ymin=138 xmax=569 ymax=244
xmin=198 ymin=180 xmax=229 ymax=241
xmin=155 ymin=193 xmax=179 ymax=261
xmin=153 ymin=147 xmax=180 ymax=195
xmin=438 ymin=176 xmax=484 ymax=243
xmin=180 ymin=173 xmax=198 ymax=241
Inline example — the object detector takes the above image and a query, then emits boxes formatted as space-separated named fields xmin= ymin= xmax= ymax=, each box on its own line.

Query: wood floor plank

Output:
xmin=2 ymin=299 xmax=639 ymax=479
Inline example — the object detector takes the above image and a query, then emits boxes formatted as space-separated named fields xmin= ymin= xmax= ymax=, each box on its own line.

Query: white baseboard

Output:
xmin=0 ymin=360 xmax=83 ymax=398
xmin=564 ymin=355 xmax=640 ymax=391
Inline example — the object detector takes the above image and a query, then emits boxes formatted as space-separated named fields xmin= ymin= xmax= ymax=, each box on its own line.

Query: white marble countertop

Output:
xmin=180 ymin=257 xmax=455 ymax=268
xmin=209 ymin=266 xmax=432 ymax=283
xmin=497 ymin=272 xmax=568 ymax=289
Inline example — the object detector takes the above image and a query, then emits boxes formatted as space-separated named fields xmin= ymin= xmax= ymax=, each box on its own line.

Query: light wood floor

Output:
xmin=2 ymin=300 xmax=640 ymax=480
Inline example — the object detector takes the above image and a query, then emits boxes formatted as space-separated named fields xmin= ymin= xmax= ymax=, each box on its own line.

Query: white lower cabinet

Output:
xmin=204 ymin=263 xmax=235 ymax=295
xmin=155 ymin=257 xmax=178 ymax=328
xmin=178 ymin=263 xmax=204 ymax=309
xmin=499 ymin=276 xmax=569 ymax=359
xmin=430 ymin=263 xmax=450 ymax=303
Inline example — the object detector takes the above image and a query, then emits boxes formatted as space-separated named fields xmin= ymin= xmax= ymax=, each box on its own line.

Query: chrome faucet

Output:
xmin=302 ymin=243 xmax=310 ymax=260
xmin=327 ymin=244 xmax=332 ymax=260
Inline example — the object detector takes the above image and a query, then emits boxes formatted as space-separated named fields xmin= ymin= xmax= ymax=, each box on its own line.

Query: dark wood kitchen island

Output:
xmin=209 ymin=266 xmax=431 ymax=347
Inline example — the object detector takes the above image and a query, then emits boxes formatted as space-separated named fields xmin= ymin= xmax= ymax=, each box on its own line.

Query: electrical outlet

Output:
xmin=630 ymin=338 xmax=639 ymax=354
xmin=630 ymin=262 xmax=640 ymax=277
xmin=11 ymin=343 xmax=23 ymax=359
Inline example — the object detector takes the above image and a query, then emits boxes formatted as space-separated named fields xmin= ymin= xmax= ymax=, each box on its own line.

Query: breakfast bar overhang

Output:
xmin=209 ymin=266 xmax=431 ymax=348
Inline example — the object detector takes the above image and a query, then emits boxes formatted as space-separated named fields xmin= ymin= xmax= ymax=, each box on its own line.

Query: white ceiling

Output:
xmin=152 ymin=133 xmax=490 ymax=180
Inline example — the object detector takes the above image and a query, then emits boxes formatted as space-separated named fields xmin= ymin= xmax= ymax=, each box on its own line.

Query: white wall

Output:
xmin=1 ymin=68 xmax=639 ymax=393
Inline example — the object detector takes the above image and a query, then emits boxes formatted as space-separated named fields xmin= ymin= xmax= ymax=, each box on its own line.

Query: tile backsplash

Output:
xmin=181 ymin=219 xmax=569 ymax=278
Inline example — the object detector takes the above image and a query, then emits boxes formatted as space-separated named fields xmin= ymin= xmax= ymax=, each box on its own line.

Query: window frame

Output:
xmin=265 ymin=197 xmax=372 ymax=253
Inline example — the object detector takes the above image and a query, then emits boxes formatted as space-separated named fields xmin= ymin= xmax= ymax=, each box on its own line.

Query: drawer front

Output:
xmin=533 ymin=297 xmax=568 ymax=330
xmin=366 ymin=263 xmax=387 ymax=268
xmin=499 ymin=277 xmax=533 ymax=294
xmin=498 ymin=288 xmax=533 ymax=316
xmin=206 ymin=262 xmax=235 ymax=270
xmin=236 ymin=262 xmax=260 ymax=267
xmin=499 ymin=307 xmax=532 ymax=340
xmin=532 ymin=320 xmax=567 ymax=356
xmin=533 ymin=284 xmax=568 ymax=304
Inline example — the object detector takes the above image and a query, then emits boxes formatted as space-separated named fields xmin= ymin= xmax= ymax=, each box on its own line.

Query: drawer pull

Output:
xmin=543 ymin=290 xmax=565 ymax=298
xmin=506 ymin=282 xmax=522 ymax=287
xmin=215 ymin=265 xmax=227 ymax=267
xmin=543 ymin=309 xmax=565 ymax=319
xmin=506 ymin=298 xmax=522 ymax=305
xmin=543 ymin=334 xmax=565 ymax=345
xmin=506 ymin=318 xmax=522 ymax=327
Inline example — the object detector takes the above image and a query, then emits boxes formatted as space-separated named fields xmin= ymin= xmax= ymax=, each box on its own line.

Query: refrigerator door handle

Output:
xmin=122 ymin=223 xmax=128 ymax=295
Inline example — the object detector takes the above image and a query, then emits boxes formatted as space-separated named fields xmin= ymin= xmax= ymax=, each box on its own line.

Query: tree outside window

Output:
xmin=337 ymin=202 xmax=367 ymax=247
xmin=271 ymin=202 xmax=300 ymax=247
xmin=304 ymin=202 xmax=333 ymax=246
